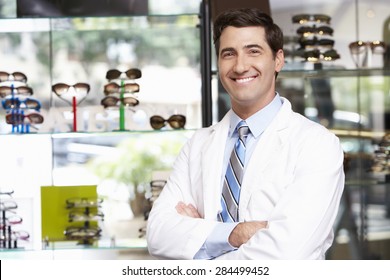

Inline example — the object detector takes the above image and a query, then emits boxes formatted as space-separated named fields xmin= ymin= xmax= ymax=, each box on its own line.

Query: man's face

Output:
xmin=218 ymin=26 xmax=284 ymax=118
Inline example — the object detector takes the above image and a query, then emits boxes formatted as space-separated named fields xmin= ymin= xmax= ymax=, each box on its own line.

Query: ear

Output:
xmin=275 ymin=49 xmax=285 ymax=73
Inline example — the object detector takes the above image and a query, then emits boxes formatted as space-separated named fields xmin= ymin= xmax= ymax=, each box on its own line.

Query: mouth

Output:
xmin=232 ymin=75 xmax=257 ymax=84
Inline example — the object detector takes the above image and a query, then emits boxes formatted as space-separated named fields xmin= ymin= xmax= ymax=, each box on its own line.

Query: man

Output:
xmin=147 ymin=8 xmax=345 ymax=259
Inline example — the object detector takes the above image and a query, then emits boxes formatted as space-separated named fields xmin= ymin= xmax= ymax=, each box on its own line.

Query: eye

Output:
xmin=248 ymin=48 xmax=261 ymax=55
xmin=220 ymin=50 xmax=235 ymax=59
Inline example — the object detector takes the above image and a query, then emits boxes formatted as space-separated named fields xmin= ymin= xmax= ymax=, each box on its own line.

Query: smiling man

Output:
xmin=147 ymin=8 xmax=345 ymax=260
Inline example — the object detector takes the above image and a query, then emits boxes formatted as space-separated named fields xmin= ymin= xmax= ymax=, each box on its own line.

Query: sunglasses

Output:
xmin=2 ymin=97 xmax=41 ymax=111
xmin=322 ymin=49 xmax=341 ymax=61
xmin=297 ymin=25 xmax=334 ymax=36
xmin=104 ymin=82 xmax=140 ymax=95
xmin=5 ymin=112 xmax=44 ymax=125
xmin=106 ymin=68 xmax=142 ymax=80
xmin=292 ymin=14 xmax=331 ymax=24
xmin=150 ymin=114 xmax=186 ymax=130
xmin=52 ymin=83 xmax=90 ymax=96
xmin=349 ymin=40 xmax=386 ymax=54
xmin=0 ymin=85 xmax=33 ymax=98
xmin=0 ymin=71 xmax=27 ymax=83
xmin=302 ymin=49 xmax=340 ymax=62
xmin=299 ymin=37 xmax=334 ymax=48
xmin=101 ymin=95 xmax=139 ymax=108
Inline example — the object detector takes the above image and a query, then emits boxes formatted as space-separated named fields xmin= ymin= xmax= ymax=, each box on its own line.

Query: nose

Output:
xmin=232 ymin=55 xmax=249 ymax=74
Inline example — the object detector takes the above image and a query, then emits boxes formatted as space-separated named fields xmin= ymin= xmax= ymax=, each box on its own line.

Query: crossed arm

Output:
xmin=175 ymin=202 xmax=268 ymax=248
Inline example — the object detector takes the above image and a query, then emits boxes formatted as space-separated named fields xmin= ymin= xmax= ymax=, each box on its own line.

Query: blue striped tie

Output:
xmin=218 ymin=120 xmax=249 ymax=222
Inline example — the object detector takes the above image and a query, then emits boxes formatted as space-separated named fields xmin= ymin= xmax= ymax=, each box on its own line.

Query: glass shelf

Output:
xmin=280 ymin=67 xmax=390 ymax=79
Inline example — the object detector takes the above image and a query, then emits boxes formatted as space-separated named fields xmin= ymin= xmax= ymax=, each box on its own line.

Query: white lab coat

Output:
xmin=147 ymin=98 xmax=345 ymax=259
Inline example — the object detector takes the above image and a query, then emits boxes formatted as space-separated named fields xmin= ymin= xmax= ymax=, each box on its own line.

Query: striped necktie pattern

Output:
xmin=218 ymin=120 xmax=249 ymax=222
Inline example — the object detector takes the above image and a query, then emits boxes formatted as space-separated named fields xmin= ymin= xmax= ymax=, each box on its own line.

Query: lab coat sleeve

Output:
xmin=146 ymin=132 xmax=219 ymax=259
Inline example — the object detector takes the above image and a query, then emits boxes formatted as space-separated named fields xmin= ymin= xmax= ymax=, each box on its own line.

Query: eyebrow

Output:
xmin=244 ymin=44 xmax=263 ymax=50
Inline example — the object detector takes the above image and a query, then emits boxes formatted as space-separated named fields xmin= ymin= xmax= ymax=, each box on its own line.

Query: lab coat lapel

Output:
xmin=201 ymin=112 xmax=231 ymax=219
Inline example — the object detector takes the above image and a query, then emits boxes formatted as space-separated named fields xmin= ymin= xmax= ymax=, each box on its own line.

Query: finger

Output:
xmin=175 ymin=202 xmax=186 ymax=215
xmin=186 ymin=203 xmax=201 ymax=218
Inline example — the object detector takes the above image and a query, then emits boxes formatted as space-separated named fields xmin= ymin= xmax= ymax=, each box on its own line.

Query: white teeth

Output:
xmin=236 ymin=77 xmax=254 ymax=83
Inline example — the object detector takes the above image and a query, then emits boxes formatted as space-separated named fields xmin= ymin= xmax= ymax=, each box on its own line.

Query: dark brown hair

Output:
xmin=213 ymin=8 xmax=284 ymax=58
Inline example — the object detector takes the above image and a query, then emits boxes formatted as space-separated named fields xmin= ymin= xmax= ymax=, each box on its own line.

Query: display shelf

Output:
xmin=0 ymin=244 xmax=151 ymax=260
xmin=280 ymin=67 xmax=390 ymax=79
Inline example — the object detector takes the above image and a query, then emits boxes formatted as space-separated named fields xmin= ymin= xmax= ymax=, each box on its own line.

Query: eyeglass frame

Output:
xmin=5 ymin=111 xmax=44 ymax=125
xmin=299 ymin=36 xmax=335 ymax=49
xmin=150 ymin=114 xmax=186 ymax=130
xmin=348 ymin=40 xmax=386 ymax=68
xmin=104 ymin=82 xmax=140 ymax=95
xmin=0 ymin=85 xmax=33 ymax=98
xmin=2 ymin=97 xmax=41 ymax=111
xmin=292 ymin=14 xmax=331 ymax=24
xmin=296 ymin=25 xmax=334 ymax=36
xmin=106 ymin=68 xmax=142 ymax=81
xmin=0 ymin=71 xmax=28 ymax=83
xmin=101 ymin=95 xmax=139 ymax=108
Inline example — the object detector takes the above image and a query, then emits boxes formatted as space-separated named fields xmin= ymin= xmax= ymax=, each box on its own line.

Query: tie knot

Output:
xmin=237 ymin=121 xmax=249 ymax=142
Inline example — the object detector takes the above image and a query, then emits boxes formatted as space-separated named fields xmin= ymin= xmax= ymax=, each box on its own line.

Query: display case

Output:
xmin=0 ymin=0 xmax=203 ymax=259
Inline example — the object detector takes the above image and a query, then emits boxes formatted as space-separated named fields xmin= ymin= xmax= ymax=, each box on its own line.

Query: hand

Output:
xmin=229 ymin=221 xmax=268 ymax=248
xmin=175 ymin=201 xmax=201 ymax=218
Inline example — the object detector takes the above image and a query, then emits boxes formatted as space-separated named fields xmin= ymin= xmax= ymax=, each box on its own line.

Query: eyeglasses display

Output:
xmin=349 ymin=40 xmax=387 ymax=68
xmin=102 ymin=68 xmax=142 ymax=131
xmin=52 ymin=82 xmax=90 ymax=132
xmin=0 ymin=189 xmax=30 ymax=249
xmin=0 ymin=71 xmax=44 ymax=133
xmin=289 ymin=13 xmax=340 ymax=65
xmin=150 ymin=114 xmax=186 ymax=130
xmin=65 ymin=197 xmax=104 ymax=245
xmin=140 ymin=179 xmax=167 ymax=237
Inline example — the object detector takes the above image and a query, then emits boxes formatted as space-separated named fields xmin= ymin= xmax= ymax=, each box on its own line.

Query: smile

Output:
xmin=234 ymin=76 xmax=256 ymax=83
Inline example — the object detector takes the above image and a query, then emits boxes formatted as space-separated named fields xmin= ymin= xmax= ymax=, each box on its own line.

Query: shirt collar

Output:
xmin=229 ymin=93 xmax=283 ymax=138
